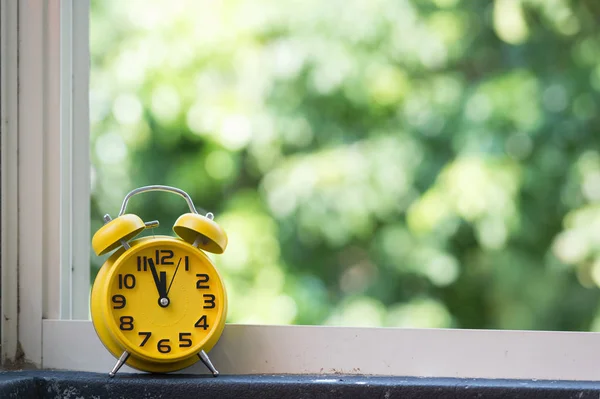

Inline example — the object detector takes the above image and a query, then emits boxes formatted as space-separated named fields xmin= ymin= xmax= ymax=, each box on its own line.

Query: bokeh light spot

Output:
xmin=151 ymin=85 xmax=181 ymax=123
xmin=424 ymin=254 xmax=460 ymax=287
xmin=95 ymin=132 xmax=128 ymax=165
xmin=506 ymin=133 xmax=533 ymax=160
xmin=493 ymin=0 xmax=529 ymax=45
xmin=205 ymin=150 xmax=235 ymax=181
xmin=112 ymin=93 xmax=143 ymax=125
xmin=582 ymin=171 xmax=600 ymax=202
xmin=542 ymin=84 xmax=568 ymax=112
xmin=219 ymin=114 xmax=252 ymax=151
xmin=387 ymin=299 xmax=452 ymax=328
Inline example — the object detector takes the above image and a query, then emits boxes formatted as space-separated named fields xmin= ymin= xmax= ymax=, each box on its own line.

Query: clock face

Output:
xmin=103 ymin=238 xmax=226 ymax=363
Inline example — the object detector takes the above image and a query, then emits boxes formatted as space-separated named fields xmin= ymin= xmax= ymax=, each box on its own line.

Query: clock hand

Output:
xmin=159 ymin=271 xmax=167 ymax=297
xmin=166 ymin=257 xmax=182 ymax=296
xmin=148 ymin=258 xmax=168 ymax=301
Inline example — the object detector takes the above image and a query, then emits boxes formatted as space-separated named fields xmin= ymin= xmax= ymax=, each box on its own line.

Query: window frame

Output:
xmin=1 ymin=0 xmax=90 ymax=366
xmin=3 ymin=0 xmax=600 ymax=382
xmin=1 ymin=0 xmax=19 ymax=367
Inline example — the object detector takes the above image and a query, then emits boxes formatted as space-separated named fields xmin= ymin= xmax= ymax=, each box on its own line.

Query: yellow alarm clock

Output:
xmin=90 ymin=185 xmax=228 ymax=378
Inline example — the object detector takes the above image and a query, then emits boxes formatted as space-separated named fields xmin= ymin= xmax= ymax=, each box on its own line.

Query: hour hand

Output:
xmin=158 ymin=271 xmax=167 ymax=298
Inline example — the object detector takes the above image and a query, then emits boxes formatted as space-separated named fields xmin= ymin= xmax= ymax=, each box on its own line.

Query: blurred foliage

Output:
xmin=90 ymin=0 xmax=600 ymax=331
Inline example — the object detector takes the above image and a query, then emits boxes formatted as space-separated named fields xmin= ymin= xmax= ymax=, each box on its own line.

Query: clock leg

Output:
xmin=198 ymin=350 xmax=219 ymax=377
xmin=108 ymin=351 xmax=130 ymax=378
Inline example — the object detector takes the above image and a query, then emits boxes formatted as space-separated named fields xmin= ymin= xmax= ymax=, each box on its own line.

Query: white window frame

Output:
xmin=1 ymin=0 xmax=90 ymax=366
xmin=3 ymin=0 xmax=600 ymax=381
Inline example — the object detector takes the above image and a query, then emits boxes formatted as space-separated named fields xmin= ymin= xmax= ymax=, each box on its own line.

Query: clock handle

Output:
xmin=118 ymin=185 xmax=206 ymax=217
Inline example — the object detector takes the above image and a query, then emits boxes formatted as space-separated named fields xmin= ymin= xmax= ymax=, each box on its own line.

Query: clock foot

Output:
xmin=198 ymin=350 xmax=219 ymax=377
xmin=108 ymin=351 xmax=130 ymax=378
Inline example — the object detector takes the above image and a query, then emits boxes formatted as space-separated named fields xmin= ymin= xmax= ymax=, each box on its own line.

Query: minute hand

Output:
xmin=167 ymin=257 xmax=182 ymax=296
xmin=148 ymin=258 xmax=167 ymax=299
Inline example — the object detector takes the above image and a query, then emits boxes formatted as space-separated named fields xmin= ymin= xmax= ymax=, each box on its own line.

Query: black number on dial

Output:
xmin=158 ymin=249 xmax=174 ymax=265
xmin=184 ymin=256 xmax=189 ymax=271
xmin=118 ymin=274 xmax=136 ymax=289
xmin=196 ymin=274 xmax=209 ymax=289
xmin=157 ymin=339 xmax=171 ymax=353
xmin=179 ymin=332 xmax=192 ymax=348
xmin=138 ymin=251 xmax=175 ymax=270
xmin=137 ymin=256 xmax=148 ymax=272
xmin=119 ymin=316 xmax=134 ymax=331
xmin=203 ymin=294 xmax=216 ymax=309
xmin=112 ymin=294 xmax=126 ymax=309
xmin=194 ymin=315 xmax=209 ymax=330
xmin=138 ymin=332 xmax=151 ymax=347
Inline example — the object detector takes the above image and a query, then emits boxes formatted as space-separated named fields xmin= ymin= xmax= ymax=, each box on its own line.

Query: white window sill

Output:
xmin=42 ymin=321 xmax=600 ymax=381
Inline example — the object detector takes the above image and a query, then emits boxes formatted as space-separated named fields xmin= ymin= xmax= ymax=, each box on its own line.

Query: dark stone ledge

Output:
xmin=1 ymin=370 xmax=599 ymax=398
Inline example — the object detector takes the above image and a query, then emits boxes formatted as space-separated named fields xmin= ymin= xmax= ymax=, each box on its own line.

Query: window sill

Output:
xmin=1 ymin=371 xmax=599 ymax=399
xmin=42 ymin=320 xmax=600 ymax=381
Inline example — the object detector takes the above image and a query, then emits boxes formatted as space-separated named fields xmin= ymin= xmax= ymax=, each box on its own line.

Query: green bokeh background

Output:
xmin=90 ymin=0 xmax=600 ymax=331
